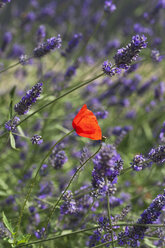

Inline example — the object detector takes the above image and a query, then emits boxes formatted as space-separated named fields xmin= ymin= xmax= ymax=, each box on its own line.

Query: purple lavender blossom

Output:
xmin=104 ymin=1 xmax=116 ymax=13
xmin=37 ymin=3 xmax=55 ymax=19
xmin=21 ymin=11 xmax=36 ymax=26
xmin=31 ymin=135 xmax=43 ymax=145
xmin=60 ymin=191 xmax=77 ymax=215
xmin=92 ymin=144 xmax=123 ymax=195
xmin=0 ymin=222 xmax=11 ymax=239
xmin=118 ymin=191 xmax=165 ymax=247
xmin=102 ymin=35 xmax=147 ymax=76
xmin=88 ymin=216 xmax=118 ymax=247
xmin=104 ymin=39 xmax=120 ymax=56
xmin=64 ymin=65 xmax=77 ymax=80
xmin=159 ymin=122 xmax=165 ymax=143
xmin=0 ymin=0 xmax=11 ymax=8
xmin=49 ymin=144 xmax=68 ymax=170
xmin=125 ymin=110 xmax=136 ymax=119
xmin=134 ymin=23 xmax=153 ymax=36
xmin=148 ymin=145 xmax=165 ymax=164
xmin=33 ymin=35 xmax=62 ymax=58
xmin=39 ymin=164 xmax=48 ymax=177
xmin=14 ymin=82 xmax=43 ymax=115
xmin=36 ymin=25 xmax=46 ymax=44
xmin=38 ymin=182 xmax=53 ymax=200
xmin=114 ymin=205 xmax=131 ymax=222
xmin=1 ymin=32 xmax=12 ymax=52
xmin=102 ymin=61 xmax=121 ymax=77
xmin=79 ymin=147 xmax=91 ymax=165
xmin=34 ymin=228 xmax=45 ymax=239
xmin=131 ymin=155 xmax=151 ymax=171
xmin=29 ymin=206 xmax=36 ymax=214
xmin=6 ymin=195 xmax=15 ymax=205
xmin=109 ymin=196 xmax=124 ymax=208
xmin=137 ymin=76 xmax=157 ymax=95
xmin=114 ymin=34 xmax=147 ymax=70
xmin=151 ymin=49 xmax=163 ymax=62
xmin=88 ymin=230 xmax=101 ymax=247
xmin=95 ymin=110 xmax=109 ymax=119
xmin=19 ymin=54 xmax=28 ymax=65
xmin=10 ymin=44 xmax=25 ymax=58
xmin=154 ymin=81 xmax=165 ymax=101
xmin=5 ymin=116 xmax=20 ymax=132
xmin=150 ymin=0 xmax=165 ymax=20
xmin=63 ymin=33 xmax=82 ymax=55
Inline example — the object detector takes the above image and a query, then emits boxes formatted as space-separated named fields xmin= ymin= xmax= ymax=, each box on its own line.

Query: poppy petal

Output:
xmin=72 ymin=104 xmax=102 ymax=140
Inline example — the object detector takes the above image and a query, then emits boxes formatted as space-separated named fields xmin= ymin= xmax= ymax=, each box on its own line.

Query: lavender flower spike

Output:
xmin=14 ymin=82 xmax=43 ymax=115
xmin=114 ymin=34 xmax=147 ymax=69
xmin=5 ymin=116 xmax=20 ymax=132
xmin=60 ymin=191 xmax=77 ymax=215
xmin=148 ymin=145 xmax=165 ymax=164
xmin=118 ymin=190 xmax=165 ymax=247
xmin=102 ymin=61 xmax=121 ymax=77
xmin=131 ymin=154 xmax=151 ymax=171
xmin=33 ymin=35 xmax=62 ymax=58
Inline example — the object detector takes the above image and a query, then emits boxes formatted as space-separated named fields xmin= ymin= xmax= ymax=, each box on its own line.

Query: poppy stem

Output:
xmin=43 ymin=143 xmax=103 ymax=235
xmin=14 ymin=129 xmax=74 ymax=246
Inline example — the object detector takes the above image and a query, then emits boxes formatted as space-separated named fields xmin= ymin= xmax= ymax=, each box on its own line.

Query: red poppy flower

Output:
xmin=72 ymin=104 xmax=102 ymax=140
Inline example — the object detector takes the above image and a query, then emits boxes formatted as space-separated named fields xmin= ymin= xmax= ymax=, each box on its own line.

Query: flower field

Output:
xmin=0 ymin=1 xmax=165 ymax=247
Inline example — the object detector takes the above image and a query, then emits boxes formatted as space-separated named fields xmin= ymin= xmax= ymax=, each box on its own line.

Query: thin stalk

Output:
xmin=92 ymin=241 xmax=115 ymax=248
xmin=44 ymin=143 xmax=103 ymax=233
xmin=0 ymin=61 xmax=20 ymax=74
xmin=115 ymin=223 xmax=165 ymax=227
xmin=0 ymin=57 xmax=33 ymax=74
xmin=120 ymin=157 xmax=152 ymax=176
xmin=15 ymin=223 xmax=164 ymax=247
xmin=16 ymin=226 xmax=99 ymax=247
xmin=17 ymin=72 xmax=104 ymax=128
xmin=34 ymin=197 xmax=54 ymax=206
xmin=105 ymin=177 xmax=114 ymax=248
xmin=14 ymin=129 xmax=74 ymax=246
xmin=120 ymin=166 xmax=132 ymax=175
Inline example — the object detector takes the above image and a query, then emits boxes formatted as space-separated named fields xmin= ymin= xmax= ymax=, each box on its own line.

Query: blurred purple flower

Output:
xmin=104 ymin=0 xmax=116 ymax=13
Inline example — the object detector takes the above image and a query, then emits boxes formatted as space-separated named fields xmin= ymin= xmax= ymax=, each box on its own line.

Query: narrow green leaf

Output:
xmin=144 ymin=238 xmax=157 ymax=248
xmin=143 ymin=122 xmax=153 ymax=141
xmin=2 ymin=212 xmax=14 ymax=234
xmin=9 ymin=132 xmax=19 ymax=151
xmin=17 ymin=126 xmax=25 ymax=136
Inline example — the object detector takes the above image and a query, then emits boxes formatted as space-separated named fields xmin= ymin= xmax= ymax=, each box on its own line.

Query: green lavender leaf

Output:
xmin=9 ymin=132 xmax=19 ymax=151
xmin=2 ymin=212 xmax=14 ymax=234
